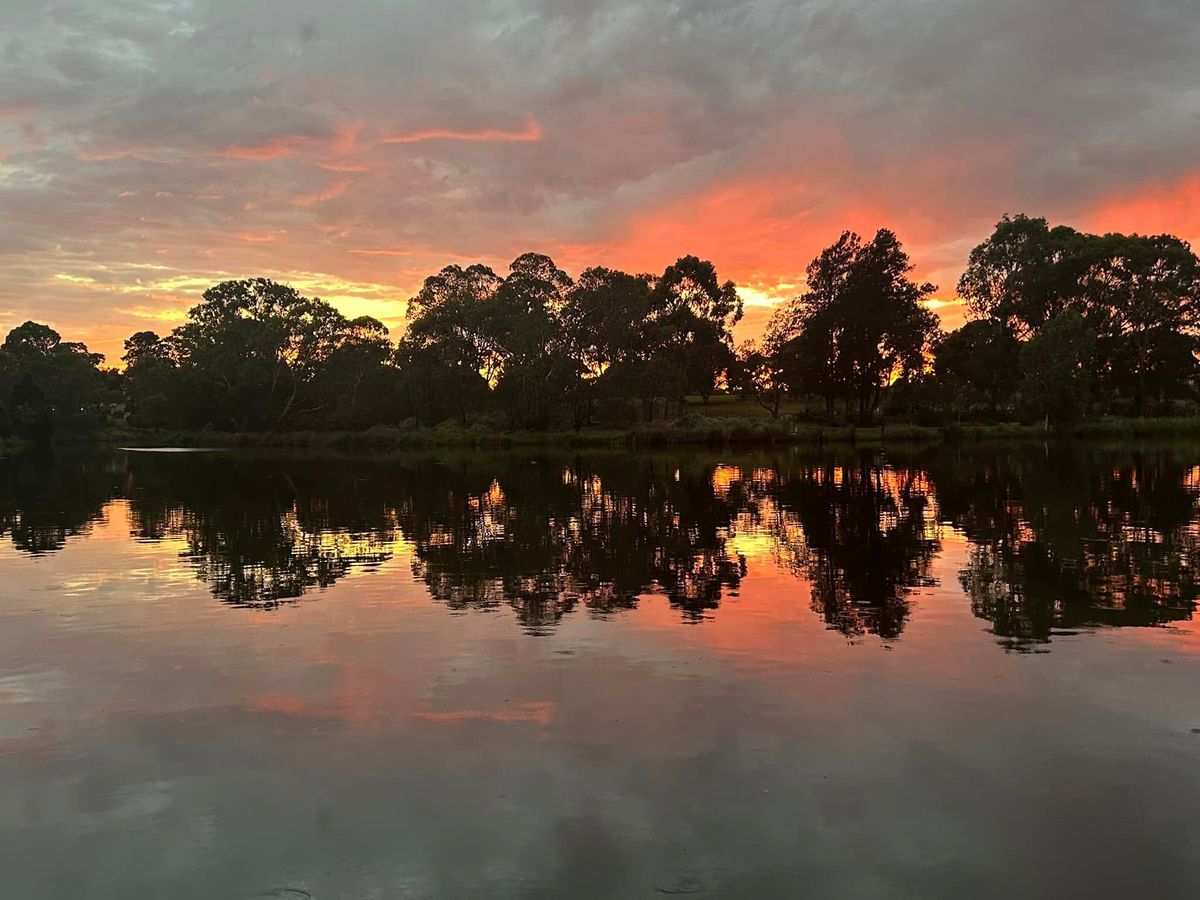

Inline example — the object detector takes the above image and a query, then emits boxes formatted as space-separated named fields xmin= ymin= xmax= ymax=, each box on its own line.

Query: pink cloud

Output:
xmin=319 ymin=161 xmax=371 ymax=173
xmin=0 ymin=102 xmax=38 ymax=120
xmin=379 ymin=117 xmax=542 ymax=145
xmin=221 ymin=135 xmax=311 ymax=160
xmin=293 ymin=178 xmax=351 ymax=208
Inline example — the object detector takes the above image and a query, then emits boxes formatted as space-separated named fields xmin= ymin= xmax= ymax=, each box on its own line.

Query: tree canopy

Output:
xmin=956 ymin=215 xmax=1200 ymax=418
xmin=121 ymin=279 xmax=399 ymax=431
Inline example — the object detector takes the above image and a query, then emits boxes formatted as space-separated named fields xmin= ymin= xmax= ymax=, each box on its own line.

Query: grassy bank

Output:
xmin=0 ymin=436 xmax=32 ymax=456
xmin=106 ymin=424 xmax=632 ymax=450
xmin=104 ymin=416 xmax=936 ymax=450
xmin=100 ymin=413 xmax=1200 ymax=452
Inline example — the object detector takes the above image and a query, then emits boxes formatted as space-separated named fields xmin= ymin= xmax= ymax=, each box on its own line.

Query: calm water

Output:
xmin=1 ymin=445 xmax=1198 ymax=899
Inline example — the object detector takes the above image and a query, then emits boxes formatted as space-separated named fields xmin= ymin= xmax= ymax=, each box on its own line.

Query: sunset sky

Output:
xmin=2 ymin=0 xmax=1199 ymax=364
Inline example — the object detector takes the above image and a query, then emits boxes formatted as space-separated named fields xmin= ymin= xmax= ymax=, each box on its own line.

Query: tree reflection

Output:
xmin=1 ymin=446 xmax=1197 ymax=647
xmin=738 ymin=455 xmax=940 ymax=640
xmin=0 ymin=451 xmax=120 ymax=554
xmin=928 ymin=446 xmax=1199 ymax=650
xmin=392 ymin=457 xmax=746 ymax=633
xmin=126 ymin=454 xmax=397 ymax=608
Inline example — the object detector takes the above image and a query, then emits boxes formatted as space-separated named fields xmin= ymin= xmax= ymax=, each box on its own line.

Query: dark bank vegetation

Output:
xmin=2 ymin=214 xmax=1199 ymax=447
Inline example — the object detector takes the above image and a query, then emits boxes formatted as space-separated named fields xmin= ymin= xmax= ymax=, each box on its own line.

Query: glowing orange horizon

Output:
xmin=5 ymin=162 xmax=1199 ymax=366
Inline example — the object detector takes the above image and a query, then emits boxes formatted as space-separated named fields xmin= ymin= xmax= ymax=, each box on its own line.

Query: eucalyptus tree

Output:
xmin=490 ymin=253 xmax=576 ymax=428
xmin=646 ymin=255 xmax=744 ymax=406
xmin=1073 ymin=232 xmax=1200 ymax=414
xmin=0 ymin=321 xmax=107 ymax=439
xmin=959 ymin=216 xmax=1200 ymax=414
xmin=730 ymin=341 xmax=788 ymax=419
xmin=395 ymin=264 xmax=503 ymax=424
xmin=956 ymin=214 xmax=1085 ymax=337
xmin=769 ymin=230 xmax=939 ymax=421
xmin=125 ymin=279 xmax=397 ymax=431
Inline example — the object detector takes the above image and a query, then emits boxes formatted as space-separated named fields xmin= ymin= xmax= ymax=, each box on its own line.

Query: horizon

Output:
xmin=3 ymin=1 xmax=1199 ymax=363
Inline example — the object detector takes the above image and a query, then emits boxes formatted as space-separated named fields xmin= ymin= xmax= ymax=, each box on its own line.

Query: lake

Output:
xmin=1 ymin=444 xmax=1198 ymax=899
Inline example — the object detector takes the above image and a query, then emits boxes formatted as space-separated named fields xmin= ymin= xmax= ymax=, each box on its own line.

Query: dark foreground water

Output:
xmin=1 ymin=444 xmax=1198 ymax=899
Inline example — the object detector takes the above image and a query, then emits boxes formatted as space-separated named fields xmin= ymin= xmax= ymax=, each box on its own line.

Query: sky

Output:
xmin=2 ymin=0 xmax=1199 ymax=364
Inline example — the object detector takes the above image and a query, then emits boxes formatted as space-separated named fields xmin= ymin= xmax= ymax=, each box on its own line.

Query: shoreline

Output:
xmin=93 ymin=415 xmax=1200 ymax=451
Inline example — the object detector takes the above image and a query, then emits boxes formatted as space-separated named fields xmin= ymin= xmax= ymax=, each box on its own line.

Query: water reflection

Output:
xmin=0 ymin=451 xmax=120 ymax=554
xmin=0 ymin=444 xmax=1196 ymax=646
xmin=927 ymin=446 xmax=1200 ymax=650
xmin=124 ymin=455 xmax=398 ymax=608
xmin=396 ymin=459 xmax=746 ymax=633
xmin=746 ymin=461 xmax=939 ymax=640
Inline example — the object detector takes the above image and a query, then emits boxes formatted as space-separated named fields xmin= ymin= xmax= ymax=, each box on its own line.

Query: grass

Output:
xmin=99 ymin=405 xmax=1200 ymax=452
xmin=1067 ymin=416 xmax=1200 ymax=438
xmin=106 ymin=414 xmax=941 ymax=450
xmin=940 ymin=417 xmax=1200 ymax=442
xmin=0 ymin=436 xmax=31 ymax=456
xmin=105 ymin=423 xmax=635 ymax=450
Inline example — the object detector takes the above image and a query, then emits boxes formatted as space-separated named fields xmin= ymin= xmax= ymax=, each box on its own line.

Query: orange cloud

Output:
xmin=238 ymin=232 xmax=279 ymax=243
xmin=330 ymin=120 xmax=365 ymax=154
xmin=380 ymin=117 xmax=542 ymax=145
xmin=1086 ymin=172 xmax=1200 ymax=244
xmin=349 ymin=248 xmax=410 ymax=257
xmin=557 ymin=177 xmax=901 ymax=314
xmin=293 ymin=179 xmax=351 ymax=208
xmin=222 ymin=135 xmax=310 ymax=160
xmin=319 ymin=161 xmax=371 ymax=173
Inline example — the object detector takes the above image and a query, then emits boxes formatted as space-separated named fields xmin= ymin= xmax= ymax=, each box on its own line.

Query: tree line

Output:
xmin=1 ymin=213 xmax=1197 ymax=440
xmin=741 ymin=215 xmax=1200 ymax=424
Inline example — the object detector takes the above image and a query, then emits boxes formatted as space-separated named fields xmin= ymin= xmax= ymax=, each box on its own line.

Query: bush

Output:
xmin=592 ymin=397 xmax=641 ymax=427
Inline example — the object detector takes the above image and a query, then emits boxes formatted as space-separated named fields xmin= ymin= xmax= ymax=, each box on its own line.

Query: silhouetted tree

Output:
xmin=769 ymin=230 xmax=939 ymax=421
xmin=1074 ymin=232 xmax=1200 ymax=414
xmin=958 ymin=216 xmax=1200 ymax=416
xmin=0 ymin=321 xmax=107 ymax=440
xmin=957 ymin=214 xmax=1086 ymax=337
xmin=121 ymin=330 xmax=184 ymax=428
xmin=100 ymin=223 xmax=1200 ymax=434
xmin=731 ymin=341 xmax=788 ymax=418
xmin=491 ymin=253 xmax=577 ymax=428
xmin=122 ymin=279 xmax=397 ymax=432
xmin=647 ymin=255 xmax=743 ymax=406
